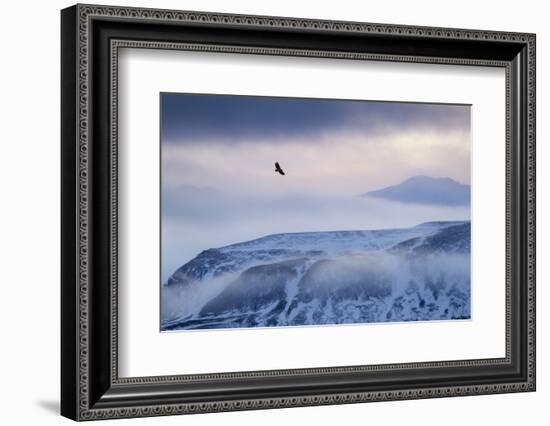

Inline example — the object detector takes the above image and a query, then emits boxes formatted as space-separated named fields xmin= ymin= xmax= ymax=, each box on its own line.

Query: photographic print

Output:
xmin=160 ymin=93 xmax=471 ymax=331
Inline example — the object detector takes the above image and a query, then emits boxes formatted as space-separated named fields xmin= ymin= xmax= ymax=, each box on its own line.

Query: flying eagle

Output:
xmin=274 ymin=162 xmax=285 ymax=176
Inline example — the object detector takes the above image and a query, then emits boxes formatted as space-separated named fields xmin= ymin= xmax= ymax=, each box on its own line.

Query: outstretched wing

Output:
xmin=274 ymin=162 xmax=285 ymax=175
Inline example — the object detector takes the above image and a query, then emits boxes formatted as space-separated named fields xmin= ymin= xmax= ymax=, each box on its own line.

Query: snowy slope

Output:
xmin=161 ymin=221 xmax=471 ymax=330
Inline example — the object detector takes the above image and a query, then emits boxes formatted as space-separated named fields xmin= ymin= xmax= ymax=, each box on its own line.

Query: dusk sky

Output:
xmin=160 ymin=93 xmax=471 ymax=281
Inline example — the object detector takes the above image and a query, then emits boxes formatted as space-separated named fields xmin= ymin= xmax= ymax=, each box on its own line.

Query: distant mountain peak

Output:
xmin=404 ymin=175 xmax=455 ymax=183
xmin=362 ymin=176 xmax=470 ymax=206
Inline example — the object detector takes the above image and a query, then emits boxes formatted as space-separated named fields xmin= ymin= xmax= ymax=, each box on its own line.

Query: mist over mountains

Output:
xmin=161 ymin=221 xmax=471 ymax=331
xmin=161 ymin=94 xmax=472 ymax=331
xmin=161 ymin=176 xmax=471 ymax=282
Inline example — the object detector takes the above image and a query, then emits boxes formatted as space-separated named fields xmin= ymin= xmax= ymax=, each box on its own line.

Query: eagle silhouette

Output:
xmin=274 ymin=162 xmax=285 ymax=176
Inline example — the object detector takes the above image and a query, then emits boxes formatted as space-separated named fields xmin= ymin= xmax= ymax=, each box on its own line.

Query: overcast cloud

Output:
xmin=161 ymin=93 xmax=471 ymax=281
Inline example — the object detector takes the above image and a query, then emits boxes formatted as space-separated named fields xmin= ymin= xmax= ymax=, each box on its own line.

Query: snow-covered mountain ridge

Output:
xmin=162 ymin=221 xmax=471 ymax=330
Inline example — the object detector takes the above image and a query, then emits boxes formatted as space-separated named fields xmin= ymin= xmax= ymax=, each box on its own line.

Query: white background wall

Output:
xmin=0 ymin=0 xmax=546 ymax=424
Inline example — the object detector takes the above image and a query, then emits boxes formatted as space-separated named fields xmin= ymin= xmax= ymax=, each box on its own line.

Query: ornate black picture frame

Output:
xmin=61 ymin=4 xmax=536 ymax=421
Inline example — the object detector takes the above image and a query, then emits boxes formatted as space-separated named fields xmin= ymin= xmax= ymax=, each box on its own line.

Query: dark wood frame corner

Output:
xmin=61 ymin=3 xmax=536 ymax=421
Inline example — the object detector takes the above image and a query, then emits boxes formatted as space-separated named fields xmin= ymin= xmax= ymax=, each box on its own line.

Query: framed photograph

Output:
xmin=61 ymin=4 xmax=536 ymax=421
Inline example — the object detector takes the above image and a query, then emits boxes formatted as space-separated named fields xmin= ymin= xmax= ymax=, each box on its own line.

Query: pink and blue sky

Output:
xmin=161 ymin=93 xmax=471 ymax=282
